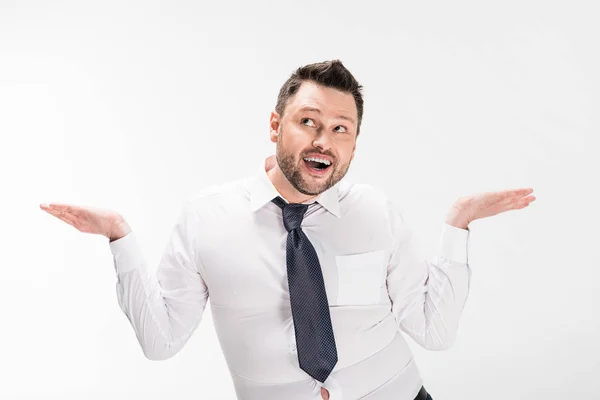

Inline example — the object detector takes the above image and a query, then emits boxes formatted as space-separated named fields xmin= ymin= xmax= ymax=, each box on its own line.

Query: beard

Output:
xmin=275 ymin=128 xmax=350 ymax=196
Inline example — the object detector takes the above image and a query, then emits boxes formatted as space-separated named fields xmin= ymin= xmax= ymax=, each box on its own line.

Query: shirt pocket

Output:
xmin=334 ymin=250 xmax=386 ymax=306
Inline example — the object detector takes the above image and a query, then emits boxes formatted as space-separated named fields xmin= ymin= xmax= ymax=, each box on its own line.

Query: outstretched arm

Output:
xmin=110 ymin=198 xmax=209 ymax=360
xmin=386 ymin=187 xmax=535 ymax=350
xmin=386 ymin=201 xmax=471 ymax=350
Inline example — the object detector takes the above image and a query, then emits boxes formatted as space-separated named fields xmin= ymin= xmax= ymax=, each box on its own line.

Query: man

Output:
xmin=40 ymin=60 xmax=535 ymax=399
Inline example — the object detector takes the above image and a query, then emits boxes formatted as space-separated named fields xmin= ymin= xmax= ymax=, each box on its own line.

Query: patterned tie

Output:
xmin=271 ymin=196 xmax=338 ymax=383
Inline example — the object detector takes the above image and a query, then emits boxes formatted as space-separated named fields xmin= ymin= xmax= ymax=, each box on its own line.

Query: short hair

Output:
xmin=275 ymin=60 xmax=364 ymax=135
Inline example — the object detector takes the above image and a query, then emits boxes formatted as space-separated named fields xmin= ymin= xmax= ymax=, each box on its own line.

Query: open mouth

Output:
xmin=303 ymin=157 xmax=332 ymax=174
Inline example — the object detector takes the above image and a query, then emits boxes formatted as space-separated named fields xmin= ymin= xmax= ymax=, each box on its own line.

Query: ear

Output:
xmin=269 ymin=111 xmax=281 ymax=143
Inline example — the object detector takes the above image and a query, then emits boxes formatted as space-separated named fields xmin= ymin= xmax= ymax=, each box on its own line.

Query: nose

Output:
xmin=312 ymin=131 xmax=333 ymax=151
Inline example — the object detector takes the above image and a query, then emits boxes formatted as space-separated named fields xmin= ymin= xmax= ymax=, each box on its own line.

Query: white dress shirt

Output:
xmin=110 ymin=154 xmax=471 ymax=400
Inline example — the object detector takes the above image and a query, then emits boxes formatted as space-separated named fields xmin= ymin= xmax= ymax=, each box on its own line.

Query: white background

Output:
xmin=1 ymin=0 xmax=598 ymax=399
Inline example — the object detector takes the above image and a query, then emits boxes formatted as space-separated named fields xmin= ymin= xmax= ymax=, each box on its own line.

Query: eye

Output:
xmin=334 ymin=125 xmax=347 ymax=133
xmin=301 ymin=118 xmax=316 ymax=127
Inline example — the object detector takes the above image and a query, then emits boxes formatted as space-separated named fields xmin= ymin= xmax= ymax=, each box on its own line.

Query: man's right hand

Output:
xmin=40 ymin=202 xmax=131 ymax=241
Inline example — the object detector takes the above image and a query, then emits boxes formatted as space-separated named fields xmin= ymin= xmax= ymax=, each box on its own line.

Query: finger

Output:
xmin=46 ymin=208 xmax=78 ymax=226
xmin=43 ymin=206 xmax=69 ymax=216
xmin=42 ymin=203 xmax=78 ymax=214
xmin=513 ymin=196 xmax=536 ymax=209
xmin=42 ymin=207 xmax=62 ymax=216
xmin=40 ymin=203 xmax=57 ymax=212
xmin=512 ymin=188 xmax=534 ymax=197
xmin=502 ymin=188 xmax=534 ymax=202
xmin=518 ymin=195 xmax=536 ymax=203
xmin=523 ymin=195 xmax=536 ymax=204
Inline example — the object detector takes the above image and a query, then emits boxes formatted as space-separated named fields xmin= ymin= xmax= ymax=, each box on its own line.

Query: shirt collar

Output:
xmin=248 ymin=154 xmax=342 ymax=218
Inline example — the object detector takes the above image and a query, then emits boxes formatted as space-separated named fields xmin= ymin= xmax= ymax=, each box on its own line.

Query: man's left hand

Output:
xmin=445 ymin=187 xmax=536 ymax=230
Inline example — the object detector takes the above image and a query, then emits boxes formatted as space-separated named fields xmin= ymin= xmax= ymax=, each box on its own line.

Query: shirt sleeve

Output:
xmin=109 ymin=198 xmax=209 ymax=360
xmin=385 ymin=198 xmax=471 ymax=350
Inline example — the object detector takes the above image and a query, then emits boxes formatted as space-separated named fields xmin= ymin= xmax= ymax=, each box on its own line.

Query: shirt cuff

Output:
xmin=436 ymin=222 xmax=470 ymax=265
xmin=109 ymin=231 xmax=145 ymax=274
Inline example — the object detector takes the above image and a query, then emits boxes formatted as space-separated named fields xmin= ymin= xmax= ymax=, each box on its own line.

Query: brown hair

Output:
xmin=275 ymin=60 xmax=364 ymax=135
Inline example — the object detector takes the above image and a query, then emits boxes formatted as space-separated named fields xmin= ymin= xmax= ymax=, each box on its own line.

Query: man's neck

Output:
xmin=266 ymin=159 xmax=317 ymax=205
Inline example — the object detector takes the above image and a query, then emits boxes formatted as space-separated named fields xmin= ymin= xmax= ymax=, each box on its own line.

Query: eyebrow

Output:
xmin=299 ymin=106 xmax=356 ymax=125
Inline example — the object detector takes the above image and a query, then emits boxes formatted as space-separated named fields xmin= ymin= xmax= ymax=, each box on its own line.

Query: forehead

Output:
xmin=287 ymin=81 xmax=357 ymax=119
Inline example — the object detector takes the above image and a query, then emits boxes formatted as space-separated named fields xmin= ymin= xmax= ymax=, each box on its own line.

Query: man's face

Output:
xmin=270 ymin=81 xmax=358 ymax=196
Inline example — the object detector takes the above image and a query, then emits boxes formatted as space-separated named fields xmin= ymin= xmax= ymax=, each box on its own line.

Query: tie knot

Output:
xmin=272 ymin=196 xmax=309 ymax=231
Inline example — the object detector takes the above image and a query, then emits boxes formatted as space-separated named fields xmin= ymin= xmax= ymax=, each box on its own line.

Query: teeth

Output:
xmin=303 ymin=157 xmax=331 ymax=166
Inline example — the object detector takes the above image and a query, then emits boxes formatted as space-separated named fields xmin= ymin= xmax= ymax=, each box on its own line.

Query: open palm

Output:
xmin=460 ymin=187 xmax=536 ymax=223
xmin=40 ymin=202 xmax=123 ymax=238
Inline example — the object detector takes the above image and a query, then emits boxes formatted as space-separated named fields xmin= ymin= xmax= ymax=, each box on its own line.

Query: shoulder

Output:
xmin=341 ymin=180 xmax=410 ymax=229
xmin=339 ymin=180 xmax=398 ymax=212
xmin=184 ymin=176 xmax=252 ymax=216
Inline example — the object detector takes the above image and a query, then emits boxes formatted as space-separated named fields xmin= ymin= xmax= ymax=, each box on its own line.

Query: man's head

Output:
xmin=269 ymin=60 xmax=364 ymax=197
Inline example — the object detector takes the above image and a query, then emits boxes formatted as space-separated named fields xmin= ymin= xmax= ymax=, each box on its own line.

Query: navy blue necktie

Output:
xmin=272 ymin=196 xmax=338 ymax=383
